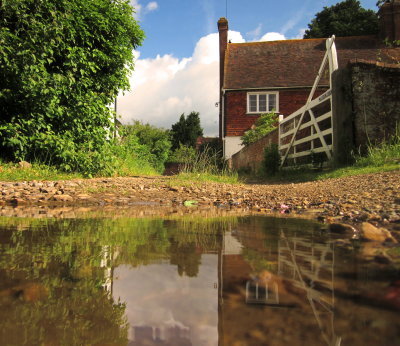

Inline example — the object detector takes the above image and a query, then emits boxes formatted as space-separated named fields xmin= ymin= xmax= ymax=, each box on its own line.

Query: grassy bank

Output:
xmin=249 ymin=135 xmax=400 ymax=183
xmin=0 ymin=161 xmax=83 ymax=181
xmin=1 ymin=134 xmax=398 ymax=184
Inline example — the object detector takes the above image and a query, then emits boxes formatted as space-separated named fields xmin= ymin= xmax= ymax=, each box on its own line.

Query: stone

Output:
xmin=374 ymin=254 xmax=392 ymax=264
xmin=17 ymin=161 xmax=32 ymax=169
xmin=9 ymin=198 xmax=27 ymax=206
xmin=52 ymin=195 xmax=74 ymax=202
xmin=360 ymin=222 xmax=397 ymax=243
xmin=328 ymin=223 xmax=358 ymax=235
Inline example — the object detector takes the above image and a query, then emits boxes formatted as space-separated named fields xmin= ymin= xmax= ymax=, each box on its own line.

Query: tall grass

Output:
xmin=0 ymin=160 xmax=82 ymax=181
xmin=176 ymin=145 xmax=240 ymax=184
xmin=245 ymin=130 xmax=400 ymax=183
xmin=354 ymin=130 xmax=400 ymax=167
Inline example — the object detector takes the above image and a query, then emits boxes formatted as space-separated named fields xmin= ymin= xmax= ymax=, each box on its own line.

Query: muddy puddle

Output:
xmin=0 ymin=212 xmax=399 ymax=345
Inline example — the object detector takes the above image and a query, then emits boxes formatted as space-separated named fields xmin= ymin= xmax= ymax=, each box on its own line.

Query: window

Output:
xmin=247 ymin=92 xmax=278 ymax=113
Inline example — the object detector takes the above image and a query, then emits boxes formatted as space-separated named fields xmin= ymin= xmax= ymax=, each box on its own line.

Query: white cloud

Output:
xmin=246 ymin=25 xmax=285 ymax=42
xmin=129 ymin=0 xmax=142 ymax=19
xmin=129 ymin=1 xmax=158 ymax=19
xmin=246 ymin=24 xmax=263 ymax=41
xmin=260 ymin=32 xmax=286 ymax=41
xmin=201 ymin=0 xmax=215 ymax=34
xmin=145 ymin=1 xmax=158 ymax=12
xmin=280 ymin=0 xmax=312 ymax=36
xmin=117 ymin=31 xmax=245 ymax=136
xmin=294 ymin=28 xmax=306 ymax=39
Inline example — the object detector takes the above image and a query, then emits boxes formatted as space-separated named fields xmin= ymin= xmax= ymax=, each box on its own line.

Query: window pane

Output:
xmin=268 ymin=94 xmax=276 ymax=111
xmin=249 ymin=95 xmax=257 ymax=112
xmin=259 ymin=94 xmax=267 ymax=112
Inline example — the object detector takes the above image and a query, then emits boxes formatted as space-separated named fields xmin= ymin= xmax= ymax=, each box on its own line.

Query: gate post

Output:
xmin=331 ymin=68 xmax=354 ymax=165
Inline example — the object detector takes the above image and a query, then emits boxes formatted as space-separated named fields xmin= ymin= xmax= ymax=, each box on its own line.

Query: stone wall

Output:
xmin=333 ymin=59 xmax=400 ymax=164
xmin=231 ymin=129 xmax=278 ymax=173
xmin=350 ymin=59 xmax=400 ymax=152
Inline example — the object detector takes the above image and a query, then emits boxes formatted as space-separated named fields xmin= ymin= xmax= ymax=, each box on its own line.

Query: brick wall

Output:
xmin=225 ymin=88 xmax=327 ymax=136
xmin=231 ymin=128 xmax=278 ymax=172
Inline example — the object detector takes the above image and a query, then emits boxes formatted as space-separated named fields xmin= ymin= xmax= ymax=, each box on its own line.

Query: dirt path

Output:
xmin=1 ymin=170 xmax=399 ymax=224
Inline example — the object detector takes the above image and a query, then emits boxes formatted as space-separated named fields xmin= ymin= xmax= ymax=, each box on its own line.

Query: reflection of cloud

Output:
xmin=113 ymin=255 xmax=218 ymax=345
xmin=131 ymin=325 xmax=192 ymax=345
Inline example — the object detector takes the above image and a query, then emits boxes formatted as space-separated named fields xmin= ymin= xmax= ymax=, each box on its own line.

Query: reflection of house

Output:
xmin=218 ymin=2 xmax=400 ymax=159
xmin=219 ymin=220 xmax=339 ymax=346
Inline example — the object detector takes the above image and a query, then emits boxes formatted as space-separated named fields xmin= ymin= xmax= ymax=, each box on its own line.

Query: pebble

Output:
xmin=0 ymin=171 xmax=398 ymax=236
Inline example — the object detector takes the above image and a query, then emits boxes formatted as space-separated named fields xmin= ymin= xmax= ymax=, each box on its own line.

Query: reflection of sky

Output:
xmin=113 ymin=254 xmax=218 ymax=346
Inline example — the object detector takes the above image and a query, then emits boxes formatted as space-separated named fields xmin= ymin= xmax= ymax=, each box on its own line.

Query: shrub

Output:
xmin=241 ymin=112 xmax=278 ymax=146
xmin=120 ymin=122 xmax=172 ymax=172
xmin=263 ymin=144 xmax=281 ymax=175
xmin=0 ymin=0 xmax=144 ymax=175
xmin=168 ymin=144 xmax=197 ymax=164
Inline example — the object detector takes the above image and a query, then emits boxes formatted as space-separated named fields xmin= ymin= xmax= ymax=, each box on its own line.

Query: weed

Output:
xmin=0 ymin=161 xmax=82 ymax=181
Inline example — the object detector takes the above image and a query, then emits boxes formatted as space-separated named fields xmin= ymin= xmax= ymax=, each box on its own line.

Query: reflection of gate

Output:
xmin=279 ymin=231 xmax=341 ymax=346
xmin=279 ymin=37 xmax=338 ymax=167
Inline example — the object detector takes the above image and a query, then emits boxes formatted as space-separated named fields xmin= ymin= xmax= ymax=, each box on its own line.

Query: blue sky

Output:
xmin=118 ymin=0 xmax=379 ymax=135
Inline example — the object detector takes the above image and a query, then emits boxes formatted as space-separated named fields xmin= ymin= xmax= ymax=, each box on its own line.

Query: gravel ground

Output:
xmin=0 ymin=170 xmax=399 ymax=223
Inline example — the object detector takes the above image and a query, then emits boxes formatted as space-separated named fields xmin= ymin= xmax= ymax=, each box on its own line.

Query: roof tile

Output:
xmin=223 ymin=36 xmax=400 ymax=89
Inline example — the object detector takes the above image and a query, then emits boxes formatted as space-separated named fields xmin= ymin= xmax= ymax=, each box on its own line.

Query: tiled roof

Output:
xmin=223 ymin=36 xmax=400 ymax=90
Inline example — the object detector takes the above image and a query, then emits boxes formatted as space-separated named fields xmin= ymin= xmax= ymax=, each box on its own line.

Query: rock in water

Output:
xmin=360 ymin=222 xmax=397 ymax=243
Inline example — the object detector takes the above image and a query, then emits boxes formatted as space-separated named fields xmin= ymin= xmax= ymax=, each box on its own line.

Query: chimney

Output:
xmin=218 ymin=17 xmax=228 ymax=140
xmin=379 ymin=0 xmax=400 ymax=41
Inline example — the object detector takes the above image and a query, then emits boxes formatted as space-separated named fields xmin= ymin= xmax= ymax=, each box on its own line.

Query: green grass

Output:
xmin=112 ymin=156 xmax=159 ymax=177
xmin=248 ymin=134 xmax=400 ymax=183
xmin=0 ymin=161 xmax=83 ymax=181
xmin=172 ymin=171 xmax=240 ymax=185
xmin=260 ymin=164 xmax=399 ymax=184
xmin=1 ymin=134 xmax=398 ymax=184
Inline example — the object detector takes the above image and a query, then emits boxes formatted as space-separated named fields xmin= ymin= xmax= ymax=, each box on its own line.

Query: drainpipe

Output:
xmin=221 ymin=89 xmax=226 ymax=159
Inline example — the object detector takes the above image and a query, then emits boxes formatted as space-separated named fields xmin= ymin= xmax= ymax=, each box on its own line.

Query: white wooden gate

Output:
xmin=279 ymin=37 xmax=338 ymax=167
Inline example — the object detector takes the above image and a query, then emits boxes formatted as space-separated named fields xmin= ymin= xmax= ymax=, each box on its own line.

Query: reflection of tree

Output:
xmin=0 ymin=215 xmax=229 ymax=344
xmin=0 ymin=223 xmax=128 ymax=345
xmin=169 ymin=240 xmax=201 ymax=277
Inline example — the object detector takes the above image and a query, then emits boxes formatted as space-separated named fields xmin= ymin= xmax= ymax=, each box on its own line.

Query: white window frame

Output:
xmin=247 ymin=92 xmax=279 ymax=114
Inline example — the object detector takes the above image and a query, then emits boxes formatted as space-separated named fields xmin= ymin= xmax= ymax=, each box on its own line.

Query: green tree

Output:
xmin=171 ymin=111 xmax=203 ymax=150
xmin=0 ymin=0 xmax=144 ymax=175
xmin=120 ymin=122 xmax=172 ymax=172
xmin=241 ymin=112 xmax=277 ymax=146
xmin=303 ymin=0 xmax=379 ymax=39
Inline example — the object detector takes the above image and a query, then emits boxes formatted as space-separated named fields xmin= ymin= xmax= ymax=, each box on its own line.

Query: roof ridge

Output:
xmin=227 ymin=35 xmax=378 ymax=47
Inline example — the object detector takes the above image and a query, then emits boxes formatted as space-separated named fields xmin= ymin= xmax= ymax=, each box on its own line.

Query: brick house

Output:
xmin=218 ymin=1 xmax=400 ymax=159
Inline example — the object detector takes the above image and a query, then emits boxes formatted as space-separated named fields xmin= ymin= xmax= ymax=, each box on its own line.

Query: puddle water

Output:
xmin=0 ymin=215 xmax=399 ymax=345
